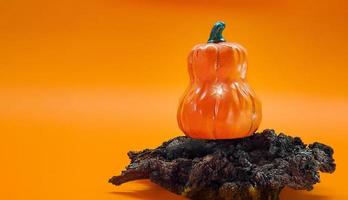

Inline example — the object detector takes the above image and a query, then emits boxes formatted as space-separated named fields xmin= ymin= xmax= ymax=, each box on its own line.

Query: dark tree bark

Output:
xmin=109 ymin=129 xmax=335 ymax=200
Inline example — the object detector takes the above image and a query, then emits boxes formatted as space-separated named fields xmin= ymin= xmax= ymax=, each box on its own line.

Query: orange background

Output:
xmin=1 ymin=0 xmax=348 ymax=199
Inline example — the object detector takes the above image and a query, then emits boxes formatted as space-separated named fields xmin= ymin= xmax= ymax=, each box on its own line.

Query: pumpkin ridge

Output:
xmin=246 ymin=86 xmax=256 ymax=136
xmin=177 ymin=84 xmax=190 ymax=133
xmin=211 ymin=45 xmax=222 ymax=139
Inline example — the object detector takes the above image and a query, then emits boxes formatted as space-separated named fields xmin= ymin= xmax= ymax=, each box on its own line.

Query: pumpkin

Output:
xmin=177 ymin=21 xmax=262 ymax=139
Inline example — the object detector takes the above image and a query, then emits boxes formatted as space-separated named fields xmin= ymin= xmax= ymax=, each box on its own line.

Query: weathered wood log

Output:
xmin=109 ymin=129 xmax=335 ymax=200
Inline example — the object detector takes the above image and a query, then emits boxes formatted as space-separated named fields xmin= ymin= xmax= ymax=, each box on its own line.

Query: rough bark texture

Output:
xmin=109 ymin=129 xmax=335 ymax=200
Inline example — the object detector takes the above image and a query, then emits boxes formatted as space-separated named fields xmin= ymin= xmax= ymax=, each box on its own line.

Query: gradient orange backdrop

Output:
xmin=1 ymin=0 xmax=348 ymax=199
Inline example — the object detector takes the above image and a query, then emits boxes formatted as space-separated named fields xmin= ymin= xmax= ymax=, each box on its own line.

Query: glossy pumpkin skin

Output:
xmin=177 ymin=22 xmax=262 ymax=139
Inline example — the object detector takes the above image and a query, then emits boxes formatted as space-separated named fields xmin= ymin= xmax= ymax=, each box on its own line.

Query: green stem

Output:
xmin=207 ymin=21 xmax=226 ymax=43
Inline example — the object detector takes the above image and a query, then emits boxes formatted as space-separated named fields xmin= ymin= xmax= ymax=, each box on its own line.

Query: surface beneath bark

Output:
xmin=109 ymin=129 xmax=335 ymax=200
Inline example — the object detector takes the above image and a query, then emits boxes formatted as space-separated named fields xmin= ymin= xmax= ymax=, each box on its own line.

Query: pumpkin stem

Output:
xmin=208 ymin=21 xmax=226 ymax=43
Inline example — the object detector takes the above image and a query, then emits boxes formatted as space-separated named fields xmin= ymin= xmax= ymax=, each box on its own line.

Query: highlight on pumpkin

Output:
xmin=177 ymin=21 xmax=262 ymax=139
xmin=211 ymin=83 xmax=227 ymax=98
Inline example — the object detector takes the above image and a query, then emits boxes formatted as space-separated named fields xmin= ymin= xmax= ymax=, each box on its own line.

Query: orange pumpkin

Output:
xmin=177 ymin=21 xmax=262 ymax=139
